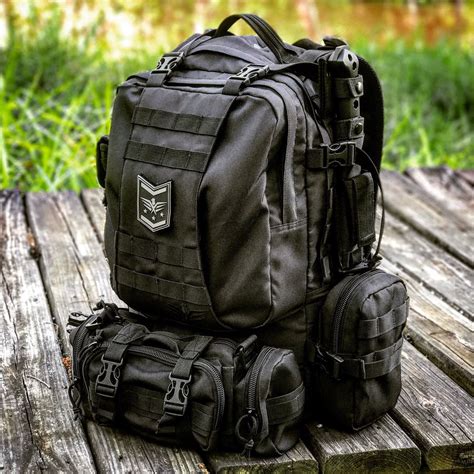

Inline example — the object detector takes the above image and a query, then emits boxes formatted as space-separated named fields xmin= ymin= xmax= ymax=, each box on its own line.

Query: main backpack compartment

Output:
xmin=102 ymin=36 xmax=320 ymax=332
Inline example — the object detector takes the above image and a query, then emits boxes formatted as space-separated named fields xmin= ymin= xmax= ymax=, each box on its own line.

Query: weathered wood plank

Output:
xmin=0 ymin=190 xmax=96 ymax=472
xmin=305 ymin=414 xmax=421 ymax=473
xmin=26 ymin=191 xmax=206 ymax=473
xmin=207 ymin=440 xmax=318 ymax=473
xmin=404 ymin=167 xmax=473 ymax=226
xmin=81 ymin=188 xmax=105 ymax=241
xmin=380 ymin=210 xmax=473 ymax=320
xmin=393 ymin=342 xmax=474 ymax=471
xmin=457 ymin=169 xmax=474 ymax=187
xmin=381 ymin=259 xmax=473 ymax=396
xmin=382 ymin=170 xmax=473 ymax=268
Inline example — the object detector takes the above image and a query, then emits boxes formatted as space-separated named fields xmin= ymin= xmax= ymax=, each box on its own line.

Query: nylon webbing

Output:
xmin=132 ymin=107 xmax=222 ymax=136
xmin=358 ymin=300 xmax=408 ymax=339
xmin=333 ymin=75 xmax=364 ymax=99
xmin=266 ymin=383 xmax=305 ymax=425
xmin=95 ymin=324 xmax=147 ymax=421
xmin=115 ymin=265 xmax=210 ymax=306
xmin=335 ymin=337 xmax=403 ymax=379
xmin=351 ymin=172 xmax=376 ymax=246
xmin=116 ymin=231 xmax=201 ymax=270
xmin=125 ymin=140 xmax=209 ymax=172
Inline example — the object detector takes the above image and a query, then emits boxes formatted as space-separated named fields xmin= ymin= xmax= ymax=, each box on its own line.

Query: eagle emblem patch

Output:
xmin=137 ymin=175 xmax=171 ymax=232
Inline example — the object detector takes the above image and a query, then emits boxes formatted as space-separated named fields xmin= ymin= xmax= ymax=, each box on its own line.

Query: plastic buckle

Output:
xmin=153 ymin=52 xmax=184 ymax=76
xmin=319 ymin=141 xmax=355 ymax=168
xmin=231 ymin=64 xmax=269 ymax=86
xmin=95 ymin=355 xmax=123 ymax=398
xmin=163 ymin=374 xmax=192 ymax=417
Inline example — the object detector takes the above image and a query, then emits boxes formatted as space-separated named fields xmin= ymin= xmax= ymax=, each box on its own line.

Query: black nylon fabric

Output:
xmin=69 ymin=308 xmax=304 ymax=455
xmin=310 ymin=269 xmax=409 ymax=430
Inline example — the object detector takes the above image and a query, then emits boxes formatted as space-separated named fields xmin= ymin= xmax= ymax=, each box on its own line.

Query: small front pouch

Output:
xmin=310 ymin=269 xmax=409 ymax=430
xmin=233 ymin=347 xmax=305 ymax=456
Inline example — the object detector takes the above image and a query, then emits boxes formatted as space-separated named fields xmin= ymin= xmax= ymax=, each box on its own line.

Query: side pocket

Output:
xmin=96 ymin=135 xmax=109 ymax=188
xmin=335 ymin=170 xmax=376 ymax=272
xmin=310 ymin=270 xmax=409 ymax=430
xmin=234 ymin=348 xmax=304 ymax=456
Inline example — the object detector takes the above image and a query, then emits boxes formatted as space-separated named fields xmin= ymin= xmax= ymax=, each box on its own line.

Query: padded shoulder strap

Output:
xmin=358 ymin=56 xmax=384 ymax=172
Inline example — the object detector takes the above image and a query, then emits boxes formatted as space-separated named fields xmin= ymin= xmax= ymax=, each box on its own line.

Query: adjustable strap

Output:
xmin=315 ymin=337 xmax=404 ymax=380
xmin=163 ymin=336 xmax=213 ymax=417
xmin=95 ymin=323 xmax=147 ymax=421
xmin=358 ymin=299 xmax=409 ymax=339
xmin=266 ymin=382 xmax=305 ymax=425
xmin=334 ymin=75 xmax=364 ymax=98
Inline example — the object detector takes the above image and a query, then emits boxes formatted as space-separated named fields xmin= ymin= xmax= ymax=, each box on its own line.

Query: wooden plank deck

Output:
xmin=0 ymin=167 xmax=472 ymax=473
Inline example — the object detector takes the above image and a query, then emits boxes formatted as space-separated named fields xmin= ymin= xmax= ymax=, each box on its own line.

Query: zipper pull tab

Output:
xmin=236 ymin=408 xmax=258 ymax=458
xmin=68 ymin=378 xmax=83 ymax=420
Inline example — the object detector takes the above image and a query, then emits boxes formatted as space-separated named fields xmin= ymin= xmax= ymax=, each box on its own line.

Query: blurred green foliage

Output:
xmin=0 ymin=2 xmax=472 ymax=191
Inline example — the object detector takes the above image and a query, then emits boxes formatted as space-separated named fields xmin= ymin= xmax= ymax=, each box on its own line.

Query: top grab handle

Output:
xmin=213 ymin=13 xmax=298 ymax=64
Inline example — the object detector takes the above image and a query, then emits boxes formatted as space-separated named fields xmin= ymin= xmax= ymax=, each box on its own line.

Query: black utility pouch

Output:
xmin=310 ymin=269 xmax=409 ymax=430
xmin=68 ymin=305 xmax=304 ymax=455
xmin=96 ymin=135 xmax=109 ymax=188
xmin=233 ymin=347 xmax=305 ymax=457
xmin=334 ymin=167 xmax=376 ymax=272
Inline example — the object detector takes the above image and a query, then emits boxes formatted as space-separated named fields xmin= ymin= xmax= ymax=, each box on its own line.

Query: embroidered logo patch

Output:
xmin=137 ymin=175 xmax=171 ymax=232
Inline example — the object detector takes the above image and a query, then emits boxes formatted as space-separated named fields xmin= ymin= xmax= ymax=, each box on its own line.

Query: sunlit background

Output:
xmin=0 ymin=0 xmax=473 ymax=191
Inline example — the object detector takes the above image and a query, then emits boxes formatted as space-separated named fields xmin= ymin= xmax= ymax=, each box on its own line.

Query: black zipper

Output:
xmin=237 ymin=346 xmax=275 ymax=456
xmin=332 ymin=271 xmax=379 ymax=353
xmin=80 ymin=342 xmax=225 ymax=432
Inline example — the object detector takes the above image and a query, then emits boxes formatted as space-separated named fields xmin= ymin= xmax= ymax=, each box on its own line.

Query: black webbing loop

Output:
xmin=94 ymin=323 xmax=147 ymax=421
xmin=214 ymin=14 xmax=297 ymax=64
xmin=354 ymin=147 xmax=385 ymax=264
xmin=162 ymin=336 xmax=213 ymax=418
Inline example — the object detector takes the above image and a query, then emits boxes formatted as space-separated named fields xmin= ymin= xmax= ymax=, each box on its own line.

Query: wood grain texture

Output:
xmin=0 ymin=190 xmax=96 ymax=472
xmin=25 ymin=191 xmax=206 ymax=473
xmin=380 ymin=210 xmax=473 ymax=320
xmin=381 ymin=259 xmax=473 ymax=396
xmin=404 ymin=167 xmax=473 ymax=227
xmin=81 ymin=188 xmax=106 ymax=242
xmin=381 ymin=170 xmax=473 ymax=268
xmin=394 ymin=342 xmax=474 ymax=471
xmin=207 ymin=440 xmax=318 ymax=473
xmin=305 ymin=415 xmax=421 ymax=473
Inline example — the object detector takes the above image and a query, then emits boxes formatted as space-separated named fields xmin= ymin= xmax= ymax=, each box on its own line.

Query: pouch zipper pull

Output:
xmin=236 ymin=408 xmax=258 ymax=458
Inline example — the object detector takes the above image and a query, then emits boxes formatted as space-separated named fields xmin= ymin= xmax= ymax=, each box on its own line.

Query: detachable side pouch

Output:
xmin=311 ymin=269 xmax=408 ymax=430
xmin=334 ymin=170 xmax=376 ymax=272
xmin=234 ymin=347 xmax=305 ymax=456
xmin=96 ymin=135 xmax=109 ymax=188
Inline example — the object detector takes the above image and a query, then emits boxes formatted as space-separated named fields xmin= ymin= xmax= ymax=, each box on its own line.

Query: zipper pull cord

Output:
xmin=235 ymin=408 xmax=259 ymax=458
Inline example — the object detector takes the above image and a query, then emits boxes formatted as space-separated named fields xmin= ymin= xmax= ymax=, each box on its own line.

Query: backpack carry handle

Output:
xmin=214 ymin=13 xmax=297 ymax=64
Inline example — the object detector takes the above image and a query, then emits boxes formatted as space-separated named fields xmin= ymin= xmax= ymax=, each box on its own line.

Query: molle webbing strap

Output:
xmin=125 ymin=140 xmax=210 ymax=172
xmin=266 ymin=383 xmax=305 ymax=425
xmin=327 ymin=337 xmax=404 ymax=380
xmin=95 ymin=323 xmax=147 ymax=422
xmin=116 ymin=231 xmax=201 ymax=270
xmin=115 ymin=265 xmax=210 ymax=307
xmin=132 ymin=107 xmax=223 ymax=136
xmin=351 ymin=173 xmax=376 ymax=246
xmin=358 ymin=299 xmax=409 ymax=339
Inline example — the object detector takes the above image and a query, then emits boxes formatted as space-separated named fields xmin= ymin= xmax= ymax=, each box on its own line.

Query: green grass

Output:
xmin=0 ymin=16 xmax=472 ymax=191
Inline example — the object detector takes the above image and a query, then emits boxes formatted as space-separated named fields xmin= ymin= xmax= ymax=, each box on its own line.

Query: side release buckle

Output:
xmin=154 ymin=52 xmax=184 ymax=75
xmin=95 ymin=355 xmax=124 ymax=398
xmin=231 ymin=64 xmax=269 ymax=85
xmin=163 ymin=374 xmax=192 ymax=417
xmin=307 ymin=141 xmax=356 ymax=169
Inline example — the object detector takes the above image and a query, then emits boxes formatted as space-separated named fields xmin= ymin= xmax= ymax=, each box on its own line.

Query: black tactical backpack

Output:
xmin=96 ymin=14 xmax=408 ymax=431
